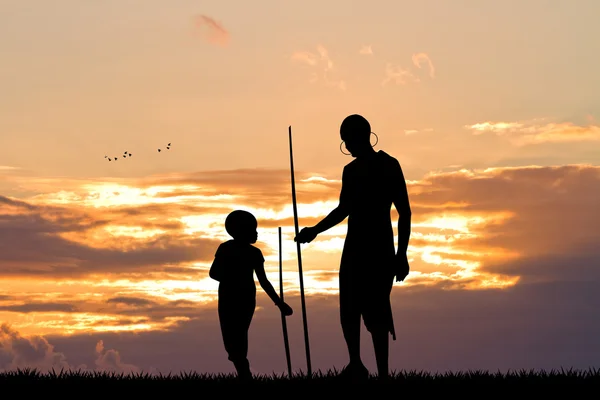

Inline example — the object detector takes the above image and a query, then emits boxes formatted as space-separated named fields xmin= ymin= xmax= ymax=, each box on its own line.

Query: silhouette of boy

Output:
xmin=295 ymin=114 xmax=411 ymax=380
xmin=210 ymin=210 xmax=293 ymax=380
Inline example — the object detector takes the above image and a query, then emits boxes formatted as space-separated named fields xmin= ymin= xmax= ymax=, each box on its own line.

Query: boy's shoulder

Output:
xmin=215 ymin=239 xmax=235 ymax=254
xmin=216 ymin=241 xmax=263 ymax=260
xmin=249 ymin=244 xmax=265 ymax=260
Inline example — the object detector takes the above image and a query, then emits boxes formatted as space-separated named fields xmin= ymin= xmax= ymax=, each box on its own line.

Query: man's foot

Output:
xmin=339 ymin=361 xmax=370 ymax=381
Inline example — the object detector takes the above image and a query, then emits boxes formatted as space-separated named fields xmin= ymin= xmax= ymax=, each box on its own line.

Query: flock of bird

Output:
xmin=105 ymin=143 xmax=171 ymax=161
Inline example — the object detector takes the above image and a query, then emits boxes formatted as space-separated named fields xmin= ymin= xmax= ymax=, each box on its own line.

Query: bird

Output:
xmin=128 ymin=153 xmax=132 ymax=157
xmin=158 ymin=149 xmax=161 ymax=152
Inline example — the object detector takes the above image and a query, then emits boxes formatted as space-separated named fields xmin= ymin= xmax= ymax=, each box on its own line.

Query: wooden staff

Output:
xmin=278 ymin=227 xmax=292 ymax=378
xmin=289 ymin=125 xmax=312 ymax=377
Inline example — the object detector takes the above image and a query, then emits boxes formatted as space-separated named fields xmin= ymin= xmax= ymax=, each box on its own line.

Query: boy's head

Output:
xmin=225 ymin=210 xmax=258 ymax=244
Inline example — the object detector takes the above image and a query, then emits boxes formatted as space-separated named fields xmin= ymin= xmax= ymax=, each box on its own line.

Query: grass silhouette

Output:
xmin=2 ymin=367 xmax=599 ymax=391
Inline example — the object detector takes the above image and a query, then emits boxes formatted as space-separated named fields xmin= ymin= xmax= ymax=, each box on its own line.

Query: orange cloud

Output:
xmin=381 ymin=62 xmax=419 ymax=86
xmin=192 ymin=15 xmax=229 ymax=47
xmin=382 ymin=52 xmax=435 ymax=86
xmin=359 ymin=45 xmax=373 ymax=55
xmin=412 ymin=53 xmax=435 ymax=78
xmin=465 ymin=119 xmax=600 ymax=145
xmin=2 ymin=164 xmax=600 ymax=336
xmin=291 ymin=45 xmax=346 ymax=90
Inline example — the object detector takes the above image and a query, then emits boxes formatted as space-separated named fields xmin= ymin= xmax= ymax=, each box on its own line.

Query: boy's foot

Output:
xmin=339 ymin=361 xmax=369 ymax=381
xmin=233 ymin=359 xmax=253 ymax=382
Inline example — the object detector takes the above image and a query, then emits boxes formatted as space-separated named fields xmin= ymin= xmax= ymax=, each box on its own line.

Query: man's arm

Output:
xmin=313 ymin=167 xmax=350 ymax=234
xmin=392 ymin=159 xmax=411 ymax=254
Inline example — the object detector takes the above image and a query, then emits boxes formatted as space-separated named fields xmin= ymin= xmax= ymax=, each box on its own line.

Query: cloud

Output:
xmin=382 ymin=52 xmax=436 ymax=86
xmin=404 ymin=128 xmax=434 ymax=135
xmin=0 ymin=323 xmax=141 ymax=373
xmin=0 ymin=323 xmax=71 ymax=372
xmin=43 ymin=281 xmax=600 ymax=375
xmin=192 ymin=15 xmax=229 ymax=47
xmin=2 ymin=164 xmax=600 ymax=374
xmin=359 ymin=45 xmax=373 ymax=55
xmin=412 ymin=53 xmax=435 ymax=78
xmin=381 ymin=63 xmax=419 ymax=86
xmin=465 ymin=119 xmax=600 ymax=145
xmin=2 ymin=164 xmax=600 ymax=340
xmin=94 ymin=340 xmax=139 ymax=373
xmin=291 ymin=45 xmax=346 ymax=90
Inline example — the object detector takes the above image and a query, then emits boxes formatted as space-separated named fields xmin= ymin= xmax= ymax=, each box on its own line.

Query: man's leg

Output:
xmin=365 ymin=275 xmax=394 ymax=379
xmin=340 ymin=272 xmax=361 ymax=364
xmin=371 ymin=329 xmax=389 ymax=379
xmin=339 ymin=272 xmax=370 ymax=380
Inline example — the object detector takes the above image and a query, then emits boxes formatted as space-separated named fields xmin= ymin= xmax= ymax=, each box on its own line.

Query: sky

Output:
xmin=1 ymin=0 xmax=600 ymax=375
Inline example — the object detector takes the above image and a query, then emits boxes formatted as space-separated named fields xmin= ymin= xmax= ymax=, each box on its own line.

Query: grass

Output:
xmin=2 ymin=367 xmax=599 ymax=393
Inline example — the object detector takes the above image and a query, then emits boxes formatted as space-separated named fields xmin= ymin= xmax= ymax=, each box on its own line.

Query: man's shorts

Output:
xmin=339 ymin=267 xmax=396 ymax=340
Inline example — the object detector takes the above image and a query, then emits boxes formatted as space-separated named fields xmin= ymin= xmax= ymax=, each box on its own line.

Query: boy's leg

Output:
xmin=219 ymin=307 xmax=248 ymax=378
xmin=232 ymin=304 xmax=254 ymax=380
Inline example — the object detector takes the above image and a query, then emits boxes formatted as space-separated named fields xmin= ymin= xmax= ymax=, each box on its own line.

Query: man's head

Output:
xmin=225 ymin=210 xmax=258 ymax=244
xmin=340 ymin=114 xmax=372 ymax=157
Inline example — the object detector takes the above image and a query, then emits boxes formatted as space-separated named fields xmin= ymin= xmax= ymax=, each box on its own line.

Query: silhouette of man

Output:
xmin=210 ymin=210 xmax=293 ymax=381
xmin=294 ymin=114 xmax=411 ymax=380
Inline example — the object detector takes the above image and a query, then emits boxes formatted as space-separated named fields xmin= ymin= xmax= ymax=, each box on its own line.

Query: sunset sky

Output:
xmin=1 ymin=0 xmax=600 ymax=375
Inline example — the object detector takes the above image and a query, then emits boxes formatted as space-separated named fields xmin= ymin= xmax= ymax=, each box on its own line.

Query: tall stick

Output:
xmin=289 ymin=125 xmax=312 ymax=377
xmin=278 ymin=227 xmax=292 ymax=378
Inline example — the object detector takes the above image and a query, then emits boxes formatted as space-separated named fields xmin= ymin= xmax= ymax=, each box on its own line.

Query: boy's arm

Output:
xmin=209 ymin=245 xmax=225 ymax=282
xmin=254 ymin=257 xmax=282 ymax=306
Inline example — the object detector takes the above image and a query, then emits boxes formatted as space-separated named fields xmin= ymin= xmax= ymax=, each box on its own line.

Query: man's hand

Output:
xmin=278 ymin=301 xmax=293 ymax=316
xmin=395 ymin=252 xmax=410 ymax=282
xmin=294 ymin=227 xmax=318 ymax=244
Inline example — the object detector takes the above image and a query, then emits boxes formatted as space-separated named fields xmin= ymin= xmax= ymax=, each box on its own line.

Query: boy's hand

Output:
xmin=395 ymin=253 xmax=410 ymax=282
xmin=278 ymin=301 xmax=293 ymax=316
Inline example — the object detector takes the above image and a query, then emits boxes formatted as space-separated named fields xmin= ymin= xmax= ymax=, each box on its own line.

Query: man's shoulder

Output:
xmin=344 ymin=159 xmax=360 ymax=172
xmin=378 ymin=150 xmax=398 ymax=162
